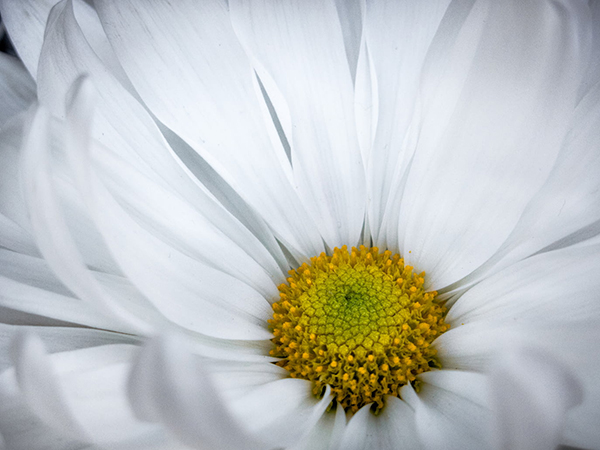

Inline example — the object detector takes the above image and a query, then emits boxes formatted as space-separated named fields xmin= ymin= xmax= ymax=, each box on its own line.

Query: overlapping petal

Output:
xmin=0 ymin=0 xmax=598 ymax=449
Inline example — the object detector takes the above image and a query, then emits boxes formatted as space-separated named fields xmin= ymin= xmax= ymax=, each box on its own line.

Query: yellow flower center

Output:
xmin=269 ymin=245 xmax=449 ymax=413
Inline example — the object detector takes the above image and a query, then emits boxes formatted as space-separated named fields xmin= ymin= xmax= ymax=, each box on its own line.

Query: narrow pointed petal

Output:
xmin=93 ymin=0 xmax=325 ymax=258
xmin=364 ymin=0 xmax=451 ymax=243
xmin=39 ymin=0 xmax=290 ymax=283
xmin=230 ymin=0 xmax=367 ymax=248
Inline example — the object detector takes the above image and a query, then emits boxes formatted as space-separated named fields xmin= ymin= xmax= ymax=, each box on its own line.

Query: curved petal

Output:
xmin=489 ymin=345 xmax=583 ymax=450
xmin=289 ymin=404 xmax=346 ymax=450
xmin=0 ymin=53 xmax=36 ymax=127
xmin=39 ymin=0 xmax=289 ymax=284
xmin=0 ymin=251 xmax=143 ymax=332
xmin=401 ymin=370 xmax=491 ymax=450
xmin=0 ymin=0 xmax=58 ymax=77
xmin=363 ymin=0 xmax=451 ymax=244
xmin=93 ymin=0 xmax=324 ymax=258
xmin=230 ymin=0 xmax=366 ymax=249
xmin=127 ymin=335 xmax=269 ymax=450
xmin=0 ymin=368 xmax=90 ymax=449
xmin=435 ymin=320 xmax=600 ymax=448
xmin=340 ymin=396 xmax=421 ymax=450
xmin=25 ymin=73 xmax=273 ymax=339
xmin=447 ymin=241 xmax=600 ymax=326
xmin=397 ymin=0 xmax=592 ymax=289
xmin=21 ymin=106 xmax=153 ymax=334
xmin=129 ymin=335 xmax=333 ymax=450
xmin=443 ymin=78 xmax=600 ymax=294
xmin=10 ymin=332 xmax=160 ymax=445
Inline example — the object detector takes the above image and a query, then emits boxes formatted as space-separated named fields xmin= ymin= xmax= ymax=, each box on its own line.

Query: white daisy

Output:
xmin=0 ymin=0 xmax=599 ymax=449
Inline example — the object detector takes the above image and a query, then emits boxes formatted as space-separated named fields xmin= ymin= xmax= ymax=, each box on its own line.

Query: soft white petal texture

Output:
xmin=39 ymin=0 xmax=289 ymax=282
xmin=401 ymin=370 xmax=490 ymax=450
xmin=225 ymin=378 xmax=332 ymax=448
xmin=435 ymin=321 xmax=600 ymax=448
xmin=446 ymin=241 xmax=600 ymax=324
xmin=61 ymin=78 xmax=274 ymax=340
xmin=94 ymin=0 xmax=325 ymax=258
xmin=333 ymin=0 xmax=363 ymax=82
xmin=363 ymin=0 xmax=451 ymax=244
xmin=129 ymin=335 xmax=334 ymax=450
xmin=397 ymin=0 xmax=591 ymax=289
xmin=0 ymin=53 xmax=36 ymax=127
xmin=0 ymin=213 xmax=37 ymax=257
xmin=0 ymin=249 xmax=145 ymax=332
xmin=580 ymin=0 xmax=600 ymax=99
xmin=230 ymin=0 xmax=366 ymax=249
xmin=9 ymin=332 xmax=161 ymax=445
xmin=489 ymin=345 xmax=583 ymax=450
xmin=0 ymin=0 xmax=59 ymax=77
xmin=21 ymin=106 xmax=156 ymax=334
xmin=443 ymin=78 xmax=600 ymax=294
xmin=0 ymin=323 xmax=140 ymax=375
xmin=289 ymin=404 xmax=346 ymax=450
xmin=127 ymin=335 xmax=269 ymax=450
xmin=0 ymin=116 xmax=34 ymax=233
xmin=0 ymin=370 xmax=90 ymax=450
xmin=340 ymin=396 xmax=421 ymax=450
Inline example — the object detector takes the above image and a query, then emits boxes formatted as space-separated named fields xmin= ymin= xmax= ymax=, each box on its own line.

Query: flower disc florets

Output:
xmin=269 ymin=246 xmax=449 ymax=413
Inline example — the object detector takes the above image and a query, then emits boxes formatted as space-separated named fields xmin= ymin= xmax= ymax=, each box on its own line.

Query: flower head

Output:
xmin=0 ymin=0 xmax=599 ymax=449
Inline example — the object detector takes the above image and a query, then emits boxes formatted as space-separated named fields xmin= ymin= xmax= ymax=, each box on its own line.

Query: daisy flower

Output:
xmin=0 ymin=0 xmax=599 ymax=449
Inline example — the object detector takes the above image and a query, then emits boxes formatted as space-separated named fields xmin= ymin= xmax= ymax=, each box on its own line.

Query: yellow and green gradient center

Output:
xmin=269 ymin=245 xmax=449 ymax=413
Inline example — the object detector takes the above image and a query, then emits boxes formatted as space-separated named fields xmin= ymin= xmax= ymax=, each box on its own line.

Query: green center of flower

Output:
xmin=269 ymin=245 xmax=449 ymax=413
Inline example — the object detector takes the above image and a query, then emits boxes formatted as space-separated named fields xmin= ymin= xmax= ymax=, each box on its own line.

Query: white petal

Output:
xmin=289 ymin=404 xmax=346 ymax=450
xmin=93 ymin=0 xmax=324 ymax=258
xmin=231 ymin=0 xmax=366 ymax=249
xmin=333 ymin=0 xmax=363 ymax=82
xmin=40 ymin=0 xmax=289 ymax=281
xmin=489 ymin=345 xmax=583 ymax=450
xmin=363 ymin=0 xmax=451 ymax=244
xmin=0 ymin=110 xmax=124 ymax=275
xmin=0 ymin=323 xmax=140 ymax=372
xmin=0 ymin=251 xmax=140 ymax=332
xmin=401 ymin=370 xmax=491 ymax=450
xmin=445 ymin=78 xmax=600 ymax=293
xmin=435 ymin=321 xmax=600 ymax=448
xmin=127 ymin=335 xmax=267 ymax=450
xmin=0 ymin=0 xmax=58 ymax=77
xmin=27 ymin=75 xmax=274 ymax=340
xmin=447 ymin=242 xmax=600 ymax=326
xmin=21 ymin=107 xmax=155 ymax=334
xmin=67 ymin=78 xmax=280 ymax=298
xmin=398 ymin=0 xmax=591 ymax=288
xmin=0 ymin=53 xmax=36 ymax=127
xmin=340 ymin=397 xmax=421 ymax=450
xmin=0 ymin=213 xmax=37 ymax=257
xmin=0 ymin=368 xmax=90 ymax=449
xmin=73 ymin=139 xmax=274 ymax=340
xmin=227 ymin=378 xmax=332 ymax=448
xmin=0 ymin=116 xmax=31 ymax=232
xmin=579 ymin=0 xmax=600 ymax=100
xmin=7 ymin=332 xmax=184 ymax=447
